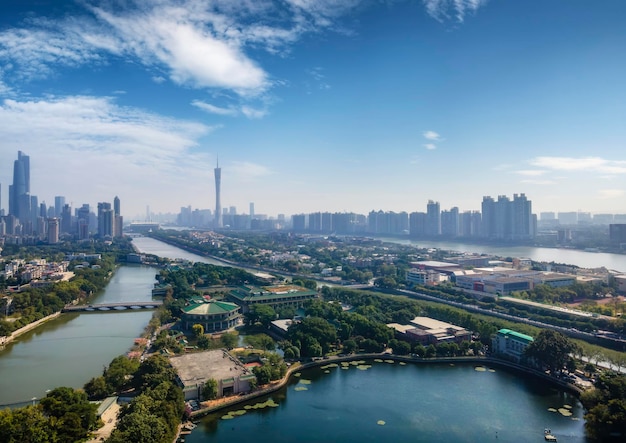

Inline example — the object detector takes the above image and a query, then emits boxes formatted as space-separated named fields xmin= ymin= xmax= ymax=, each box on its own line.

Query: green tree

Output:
xmin=245 ymin=304 xmax=276 ymax=328
xmin=425 ymin=344 xmax=437 ymax=358
xmin=202 ymin=379 xmax=218 ymax=400
xmin=392 ymin=340 xmax=412 ymax=355
xmin=288 ymin=317 xmax=337 ymax=356
xmin=580 ymin=372 xmax=626 ymax=441
xmin=192 ymin=324 xmax=204 ymax=338
xmin=342 ymin=339 xmax=358 ymax=354
xmin=39 ymin=387 xmax=98 ymax=442
xmin=253 ymin=365 xmax=273 ymax=385
xmin=84 ymin=375 xmax=110 ymax=400
xmin=220 ymin=331 xmax=238 ymax=349
xmin=197 ymin=334 xmax=210 ymax=349
xmin=524 ymin=330 xmax=577 ymax=373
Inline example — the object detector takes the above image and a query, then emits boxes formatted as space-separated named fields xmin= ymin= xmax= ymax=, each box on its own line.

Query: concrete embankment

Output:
xmin=0 ymin=312 xmax=62 ymax=347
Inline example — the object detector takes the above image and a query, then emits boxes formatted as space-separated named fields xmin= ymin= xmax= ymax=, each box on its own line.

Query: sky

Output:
xmin=1 ymin=0 xmax=625 ymax=221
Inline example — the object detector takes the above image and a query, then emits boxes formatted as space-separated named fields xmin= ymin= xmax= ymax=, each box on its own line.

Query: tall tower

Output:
xmin=214 ymin=157 xmax=222 ymax=228
xmin=9 ymin=150 xmax=30 ymax=220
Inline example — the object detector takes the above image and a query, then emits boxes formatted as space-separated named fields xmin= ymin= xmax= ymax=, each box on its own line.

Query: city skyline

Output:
xmin=1 ymin=1 xmax=626 ymax=217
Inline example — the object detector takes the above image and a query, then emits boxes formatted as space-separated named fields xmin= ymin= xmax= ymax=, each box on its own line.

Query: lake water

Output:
xmin=186 ymin=361 xmax=588 ymax=443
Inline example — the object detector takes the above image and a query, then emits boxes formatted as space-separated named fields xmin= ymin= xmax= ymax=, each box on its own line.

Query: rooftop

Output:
xmin=497 ymin=328 xmax=534 ymax=344
xmin=229 ymin=284 xmax=317 ymax=302
xmin=182 ymin=300 xmax=239 ymax=315
xmin=169 ymin=349 xmax=251 ymax=387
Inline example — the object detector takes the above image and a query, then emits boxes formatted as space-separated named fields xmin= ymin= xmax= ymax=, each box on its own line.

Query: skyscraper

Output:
xmin=214 ymin=157 xmax=222 ymax=228
xmin=9 ymin=150 xmax=30 ymax=220
xmin=97 ymin=202 xmax=114 ymax=238
xmin=54 ymin=196 xmax=65 ymax=217
xmin=426 ymin=200 xmax=441 ymax=236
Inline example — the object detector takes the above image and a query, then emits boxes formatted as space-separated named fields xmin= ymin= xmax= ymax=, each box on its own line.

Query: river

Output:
xmin=131 ymin=236 xmax=227 ymax=266
xmin=0 ymin=265 xmax=156 ymax=407
xmin=378 ymin=237 xmax=626 ymax=273
xmin=187 ymin=361 xmax=588 ymax=443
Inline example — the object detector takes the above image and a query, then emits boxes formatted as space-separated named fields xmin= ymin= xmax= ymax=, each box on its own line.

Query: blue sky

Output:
xmin=1 ymin=0 xmax=626 ymax=220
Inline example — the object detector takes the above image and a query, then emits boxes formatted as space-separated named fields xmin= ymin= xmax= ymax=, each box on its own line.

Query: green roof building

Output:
xmin=181 ymin=300 xmax=241 ymax=332
xmin=492 ymin=328 xmax=534 ymax=362
xmin=227 ymin=284 xmax=318 ymax=313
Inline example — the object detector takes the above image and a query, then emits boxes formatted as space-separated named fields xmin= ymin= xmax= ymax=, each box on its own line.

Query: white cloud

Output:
xmin=0 ymin=0 xmax=370 ymax=98
xmin=423 ymin=143 xmax=436 ymax=150
xmin=423 ymin=0 xmax=489 ymax=23
xmin=423 ymin=130 xmax=441 ymax=141
xmin=192 ymin=100 xmax=238 ymax=116
xmin=529 ymin=156 xmax=626 ymax=174
xmin=191 ymin=100 xmax=267 ymax=118
xmin=0 ymin=95 xmax=217 ymax=212
xmin=152 ymin=76 xmax=166 ymax=84
xmin=241 ymin=105 xmax=268 ymax=119
xmin=515 ymin=170 xmax=546 ymax=176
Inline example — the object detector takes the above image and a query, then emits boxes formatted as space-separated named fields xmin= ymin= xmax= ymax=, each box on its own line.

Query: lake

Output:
xmin=186 ymin=360 xmax=588 ymax=443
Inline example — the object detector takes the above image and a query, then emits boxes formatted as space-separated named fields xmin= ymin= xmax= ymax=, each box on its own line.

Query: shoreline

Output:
xmin=0 ymin=311 xmax=62 ymax=347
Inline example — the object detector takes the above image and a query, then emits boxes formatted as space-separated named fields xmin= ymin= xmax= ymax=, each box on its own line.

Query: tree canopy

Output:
xmin=524 ymin=329 xmax=578 ymax=373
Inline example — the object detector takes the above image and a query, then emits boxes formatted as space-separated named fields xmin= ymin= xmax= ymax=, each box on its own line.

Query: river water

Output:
xmin=187 ymin=362 xmax=588 ymax=443
xmin=379 ymin=237 xmax=626 ymax=273
xmin=0 ymin=265 xmax=156 ymax=406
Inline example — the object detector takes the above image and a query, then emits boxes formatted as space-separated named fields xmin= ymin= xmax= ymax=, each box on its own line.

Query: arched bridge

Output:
xmin=62 ymin=300 xmax=163 ymax=312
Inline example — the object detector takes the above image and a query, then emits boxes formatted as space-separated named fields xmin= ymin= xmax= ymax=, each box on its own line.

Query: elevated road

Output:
xmin=62 ymin=301 xmax=163 ymax=312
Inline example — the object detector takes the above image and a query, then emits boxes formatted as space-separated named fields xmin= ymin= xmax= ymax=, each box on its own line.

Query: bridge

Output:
xmin=62 ymin=301 xmax=163 ymax=312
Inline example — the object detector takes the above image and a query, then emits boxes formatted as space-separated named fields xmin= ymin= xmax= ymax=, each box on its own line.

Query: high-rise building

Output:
xmin=481 ymin=194 xmax=534 ymax=241
xmin=441 ymin=207 xmax=460 ymax=237
xmin=249 ymin=202 xmax=255 ymax=218
xmin=113 ymin=196 xmax=123 ymax=237
xmin=54 ymin=196 xmax=65 ymax=217
xmin=76 ymin=204 xmax=91 ymax=240
xmin=214 ymin=157 xmax=222 ymax=228
xmin=9 ymin=150 xmax=30 ymax=221
xmin=426 ymin=200 xmax=441 ymax=236
xmin=61 ymin=203 xmax=72 ymax=234
xmin=97 ymin=202 xmax=114 ymax=238
xmin=47 ymin=218 xmax=59 ymax=244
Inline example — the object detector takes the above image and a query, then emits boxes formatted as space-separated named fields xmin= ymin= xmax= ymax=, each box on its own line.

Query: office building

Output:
xmin=426 ymin=200 xmax=441 ymax=236
xmin=97 ymin=202 xmax=114 ymax=238
xmin=54 ymin=196 xmax=65 ymax=217
xmin=47 ymin=218 xmax=59 ymax=244
xmin=61 ymin=203 xmax=72 ymax=234
xmin=9 ymin=151 xmax=30 ymax=221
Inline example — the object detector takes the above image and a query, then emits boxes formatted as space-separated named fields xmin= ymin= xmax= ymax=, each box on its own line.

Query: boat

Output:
xmin=544 ymin=428 xmax=557 ymax=442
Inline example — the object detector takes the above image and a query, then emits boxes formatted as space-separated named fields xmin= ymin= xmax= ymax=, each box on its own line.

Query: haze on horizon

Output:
xmin=1 ymin=0 xmax=625 ymax=220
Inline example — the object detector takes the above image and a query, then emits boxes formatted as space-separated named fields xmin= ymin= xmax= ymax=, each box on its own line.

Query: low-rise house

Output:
xmin=169 ymin=349 xmax=256 ymax=400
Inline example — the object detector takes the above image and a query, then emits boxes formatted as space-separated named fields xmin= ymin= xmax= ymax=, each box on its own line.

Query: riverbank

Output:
xmin=0 ymin=311 xmax=61 ymax=347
